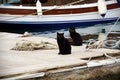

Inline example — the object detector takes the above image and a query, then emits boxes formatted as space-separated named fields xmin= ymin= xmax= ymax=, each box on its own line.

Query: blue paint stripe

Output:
xmin=0 ymin=17 xmax=118 ymax=24
xmin=0 ymin=17 xmax=119 ymax=33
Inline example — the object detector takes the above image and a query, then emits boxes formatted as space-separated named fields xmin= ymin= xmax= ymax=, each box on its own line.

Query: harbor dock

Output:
xmin=0 ymin=32 xmax=120 ymax=80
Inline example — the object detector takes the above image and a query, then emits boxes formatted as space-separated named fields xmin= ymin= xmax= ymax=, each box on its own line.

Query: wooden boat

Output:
xmin=0 ymin=0 xmax=120 ymax=33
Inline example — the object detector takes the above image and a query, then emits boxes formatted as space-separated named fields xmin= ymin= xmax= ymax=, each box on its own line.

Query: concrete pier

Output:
xmin=0 ymin=32 xmax=120 ymax=79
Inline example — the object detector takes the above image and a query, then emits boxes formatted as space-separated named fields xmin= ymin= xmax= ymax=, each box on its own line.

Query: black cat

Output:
xmin=57 ymin=32 xmax=71 ymax=55
xmin=69 ymin=27 xmax=83 ymax=46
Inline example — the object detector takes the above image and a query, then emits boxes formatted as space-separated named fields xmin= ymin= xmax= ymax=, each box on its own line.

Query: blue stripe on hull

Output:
xmin=0 ymin=17 xmax=118 ymax=33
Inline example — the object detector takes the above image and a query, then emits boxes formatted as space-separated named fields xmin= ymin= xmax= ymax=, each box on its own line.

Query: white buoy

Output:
xmin=97 ymin=0 xmax=107 ymax=17
xmin=36 ymin=0 xmax=42 ymax=16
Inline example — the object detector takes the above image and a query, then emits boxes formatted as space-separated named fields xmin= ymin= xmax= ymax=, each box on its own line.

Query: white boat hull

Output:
xmin=0 ymin=0 xmax=120 ymax=32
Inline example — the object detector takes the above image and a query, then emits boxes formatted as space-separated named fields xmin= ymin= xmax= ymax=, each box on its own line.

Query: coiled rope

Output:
xmin=86 ymin=17 xmax=120 ymax=51
xmin=97 ymin=17 xmax=120 ymax=49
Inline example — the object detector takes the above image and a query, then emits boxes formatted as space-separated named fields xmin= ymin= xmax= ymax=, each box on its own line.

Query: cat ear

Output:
xmin=69 ymin=26 xmax=75 ymax=30
xmin=72 ymin=27 xmax=75 ymax=29
xmin=62 ymin=33 xmax=64 ymax=36
xmin=57 ymin=32 xmax=59 ymax=34
xmin=69 ymin=27 xmax=72 ymax=29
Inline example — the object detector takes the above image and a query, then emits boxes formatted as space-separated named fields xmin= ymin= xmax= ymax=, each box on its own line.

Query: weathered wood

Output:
xmin=0 ymin=32 xmax=120 ymax=79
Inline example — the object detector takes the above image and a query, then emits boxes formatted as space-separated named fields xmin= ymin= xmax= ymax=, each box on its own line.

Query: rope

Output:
xmin=86 ymin=17 xmax=120 ymax=51
xmin=104 ymin=53 xmax=119 ymax=63
xmin=97 ymin=17 xmax=120 ymax=49
xmin=104 ymin=53 xmax=116 ymax=60
xmin=103 ymin=40 xmax=120 ymax=49
xmin=2 ymin=0 xmax=84 ymax=21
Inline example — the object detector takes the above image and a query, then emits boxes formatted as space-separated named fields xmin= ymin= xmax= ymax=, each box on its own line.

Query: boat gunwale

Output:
xmin=0 ymin=2 xmax=119 ymax=15
xmin=0 ymin=7 xmax=119 ymax=21
xmin=0 ymin=0 xmax=117 ymax=10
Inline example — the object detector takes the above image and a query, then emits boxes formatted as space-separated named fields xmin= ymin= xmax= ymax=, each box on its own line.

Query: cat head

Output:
xmin=69 ymin=27 xmax=76 ymax=33
xmin=57 ymin=32 xmax=64 ymax=39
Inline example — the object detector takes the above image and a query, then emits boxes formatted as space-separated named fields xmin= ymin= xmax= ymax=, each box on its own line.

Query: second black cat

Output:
xmin=57 ymin=32 xmax=71 ymax=55
xmin=69 ymin=27 xmax=83 ymax=46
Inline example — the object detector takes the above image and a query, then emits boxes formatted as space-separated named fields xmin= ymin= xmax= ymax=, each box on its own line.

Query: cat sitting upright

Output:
xmin=57 ymin=32 xmax=71 ymax=55
xmin=69 ymin=27 xmax=83 ymax=46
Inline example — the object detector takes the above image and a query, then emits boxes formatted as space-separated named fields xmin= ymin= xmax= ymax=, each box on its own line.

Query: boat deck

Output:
xmin=0 ymin=32 xmax=120 ymax=79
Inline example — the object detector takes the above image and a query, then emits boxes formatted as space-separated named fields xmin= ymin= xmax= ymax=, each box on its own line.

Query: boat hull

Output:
xmin=0 ymin=17 xmax=118 ymax=33
xmin=0 ymin=0 xmax=120 ymax=33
